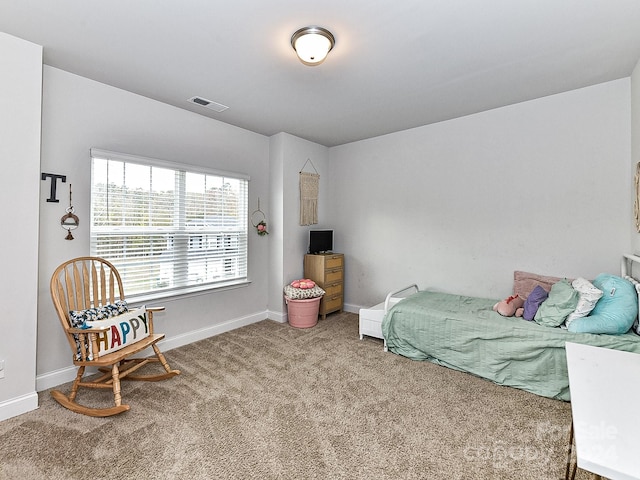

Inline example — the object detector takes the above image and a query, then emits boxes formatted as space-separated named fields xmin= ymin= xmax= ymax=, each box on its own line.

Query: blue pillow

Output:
xmin=567 ymin=274 xmax=638 ymax=335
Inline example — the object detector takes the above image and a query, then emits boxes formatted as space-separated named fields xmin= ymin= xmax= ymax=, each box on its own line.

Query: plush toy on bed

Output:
xmin=493 ymin=294 xmax=525 ymax=317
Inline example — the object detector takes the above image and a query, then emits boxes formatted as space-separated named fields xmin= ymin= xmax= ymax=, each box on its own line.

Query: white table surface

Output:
xmin=566 ymin=342 xmax=640 ymax=480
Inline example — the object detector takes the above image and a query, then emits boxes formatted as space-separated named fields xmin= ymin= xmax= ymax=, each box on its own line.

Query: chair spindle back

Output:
xmin=50 ymin=257 xmax=125 ymax=355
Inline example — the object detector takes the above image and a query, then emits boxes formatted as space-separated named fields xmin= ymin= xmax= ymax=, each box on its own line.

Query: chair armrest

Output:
xmin=140 ymin=306 xmax=165 ymax=335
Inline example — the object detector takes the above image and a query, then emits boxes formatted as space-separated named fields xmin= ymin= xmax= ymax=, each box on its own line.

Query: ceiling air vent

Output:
xmin=188 ymin=96 xmax=229 ymax=113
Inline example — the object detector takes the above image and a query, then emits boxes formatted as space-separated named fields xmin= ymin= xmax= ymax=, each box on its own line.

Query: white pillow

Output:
xmin=565 ymin=278 xmax=603 ymax=327
xmin=85 ymin=306 xmax=149 ymax=358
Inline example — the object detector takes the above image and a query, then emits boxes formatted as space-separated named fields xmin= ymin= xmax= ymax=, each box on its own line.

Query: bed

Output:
xmin=380 ymin=254 xmax=640 ymax=401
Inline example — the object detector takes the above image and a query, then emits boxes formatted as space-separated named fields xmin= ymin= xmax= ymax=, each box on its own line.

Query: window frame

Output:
xmin=89 ymin=148 xmax=251 ymax=303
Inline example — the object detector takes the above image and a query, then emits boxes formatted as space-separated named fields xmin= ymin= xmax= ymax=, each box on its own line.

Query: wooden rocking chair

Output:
xmin=50 ymin=256 xmax=180 ymax=417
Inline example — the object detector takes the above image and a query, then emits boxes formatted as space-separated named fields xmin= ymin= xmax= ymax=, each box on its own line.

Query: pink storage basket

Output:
xmin=285 ymin=296 xmax=321 ymax=328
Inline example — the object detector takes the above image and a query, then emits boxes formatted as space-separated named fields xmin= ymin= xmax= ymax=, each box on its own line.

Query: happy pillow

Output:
xmin=85 ymin=306 xmax=150 ymax=358
xmin=567 ymin=274 xmax=638 ymax=335
xmin=69 ymin=300 xmax=129 ymax=359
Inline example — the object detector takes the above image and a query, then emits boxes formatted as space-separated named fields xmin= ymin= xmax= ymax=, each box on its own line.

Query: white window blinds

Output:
xmin=90 ymin=148 xmax=249 ymax=298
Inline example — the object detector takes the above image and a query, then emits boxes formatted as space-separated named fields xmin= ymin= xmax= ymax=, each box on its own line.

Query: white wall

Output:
xmin=37 ymin=66 xmax=271 ymax=389
xmin=631 ymin=59 xmax=640 ymax=253
xmin=268 ymin=133 xmax=329 ymax=321
xmin=0 ymin=33 xmax=42 ymax=420
xmin=328 ymin=79 xmax=633 ymax=309
xmin=2 ymin=29 xmax=636 ymax=421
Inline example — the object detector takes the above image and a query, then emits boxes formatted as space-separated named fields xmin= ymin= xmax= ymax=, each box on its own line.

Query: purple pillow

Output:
xmin=523 ymin=285 xmax=548 ymax=321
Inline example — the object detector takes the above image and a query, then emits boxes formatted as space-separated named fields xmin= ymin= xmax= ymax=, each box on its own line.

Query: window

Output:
xmin=90 ymin=148 xmax=249 ymax=299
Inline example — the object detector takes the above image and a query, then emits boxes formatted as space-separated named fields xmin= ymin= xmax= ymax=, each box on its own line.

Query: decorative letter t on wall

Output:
xmin=41 ymin=172 xmax=67 ymax=202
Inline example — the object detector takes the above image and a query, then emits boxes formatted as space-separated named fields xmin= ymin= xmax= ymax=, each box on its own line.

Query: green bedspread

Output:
xmin=381 ymin=291 xmax=640 ymax=401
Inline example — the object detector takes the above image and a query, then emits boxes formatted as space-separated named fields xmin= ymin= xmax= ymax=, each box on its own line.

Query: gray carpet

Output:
xmin=0 ymin=312 xmax=588 ymax=479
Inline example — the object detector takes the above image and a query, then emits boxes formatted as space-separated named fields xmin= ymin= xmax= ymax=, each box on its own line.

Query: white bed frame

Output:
xmin=621 ymin=253 xmax=640 ymax=283
xmin=360 ymin=253 xmax=640 ymax=351
xmin=359 ymin=284 xmax=419 ymax=351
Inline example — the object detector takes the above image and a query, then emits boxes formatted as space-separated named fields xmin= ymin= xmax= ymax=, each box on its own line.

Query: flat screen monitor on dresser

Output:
xmin=309 ymin=230 xmax=333 ymax=254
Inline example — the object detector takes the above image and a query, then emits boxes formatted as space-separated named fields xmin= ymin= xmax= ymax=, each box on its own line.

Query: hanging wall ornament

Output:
xmin=61 ymin=184 xmax=79 ymax=240
xmin=299 ymin=158 xmax=319 ymax=226
xmin=250 ymin=198 xmax=268 ymax=236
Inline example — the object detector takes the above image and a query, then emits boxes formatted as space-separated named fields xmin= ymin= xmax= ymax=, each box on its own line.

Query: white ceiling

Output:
xmin=2 ymin=1 xmax=640 ymax=147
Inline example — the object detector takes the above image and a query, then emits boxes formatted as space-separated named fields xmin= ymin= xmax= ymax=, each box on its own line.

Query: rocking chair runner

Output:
xmin=50 ymin=256 xmax=180 ymax=417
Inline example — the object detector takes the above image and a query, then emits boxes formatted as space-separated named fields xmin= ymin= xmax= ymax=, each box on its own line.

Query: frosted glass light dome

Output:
xmin=291 ymin=26 xmax=335 ymax=66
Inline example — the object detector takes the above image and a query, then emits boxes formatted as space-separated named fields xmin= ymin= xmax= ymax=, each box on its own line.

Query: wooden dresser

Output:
xmin=304 ymin=253 xmax=344 ymax=320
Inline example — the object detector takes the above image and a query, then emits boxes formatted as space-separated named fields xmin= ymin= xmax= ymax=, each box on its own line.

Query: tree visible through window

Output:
xmin=90 ymin=149 xmax=249 ymax=298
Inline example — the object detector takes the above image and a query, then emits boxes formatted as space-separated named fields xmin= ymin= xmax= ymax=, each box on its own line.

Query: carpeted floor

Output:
xmin=0 ymin=312 xmax=588 ymax=479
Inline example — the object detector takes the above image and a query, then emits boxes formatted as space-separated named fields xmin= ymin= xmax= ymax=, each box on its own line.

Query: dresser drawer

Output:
xmin=324 ymin=283 xmax=342 ymax=297
xmin=325 ymin=268 xmax=343 ymax=283
xmin=304 ymin=253 xmax=344 ymax=319
xmin=324 ymin=295 xmax=342 ymax=312
xmin=325 ymin=255 xmax=343 ymax=269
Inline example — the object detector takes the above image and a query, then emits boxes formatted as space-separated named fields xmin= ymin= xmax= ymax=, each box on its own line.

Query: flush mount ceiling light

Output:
xmin=291 ymin=26 xmax=335 ymax=66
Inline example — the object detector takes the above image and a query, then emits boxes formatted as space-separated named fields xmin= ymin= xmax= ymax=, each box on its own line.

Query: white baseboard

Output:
xmin=343 ymin=303 xmax=360 ymax=314
xmin=269 ymin=309 xmax=287 ymax=323
xmin=36 ymin=310 xmax=269 ymax=392
xmin=0 ymin=391 xmax=39 ymax=422
xmin=36 ymin=365 xmax=102 ymax=392
xmin=159 ymin=310 xmax=268 ymax=352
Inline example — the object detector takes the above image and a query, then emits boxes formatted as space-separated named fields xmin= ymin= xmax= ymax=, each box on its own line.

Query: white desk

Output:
xmin=566 ymin=342 xmax=640 ymax=480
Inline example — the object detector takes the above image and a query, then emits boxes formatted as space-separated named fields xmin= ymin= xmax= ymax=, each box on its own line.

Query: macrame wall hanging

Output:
xmin=299 ymin=158 xmax=319 ymax=226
